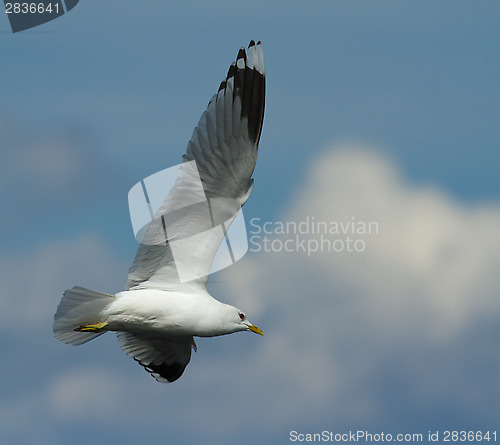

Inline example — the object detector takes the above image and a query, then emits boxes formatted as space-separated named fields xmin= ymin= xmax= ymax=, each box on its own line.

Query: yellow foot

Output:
xmin=74 ymin=322 xmax=108 ymax=333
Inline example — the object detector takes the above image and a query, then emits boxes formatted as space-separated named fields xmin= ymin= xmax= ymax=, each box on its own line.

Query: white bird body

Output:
xmin=103 ymin=289 xmax=249 ymax=338
xmin=53 ymin=40 xmax=265 ymax=383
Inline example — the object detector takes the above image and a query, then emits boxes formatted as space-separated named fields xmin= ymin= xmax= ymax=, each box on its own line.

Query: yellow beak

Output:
xmin=247 ymin=324 xmax=264 ymax=336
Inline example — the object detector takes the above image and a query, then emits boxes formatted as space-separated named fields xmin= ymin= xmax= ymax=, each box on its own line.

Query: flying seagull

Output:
xmin=53 ymin=40 xmax=265 ymax=383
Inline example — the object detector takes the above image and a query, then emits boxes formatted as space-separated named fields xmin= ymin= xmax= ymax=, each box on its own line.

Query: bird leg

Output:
xmin=74 ymin=322 xmax=108 ymax=333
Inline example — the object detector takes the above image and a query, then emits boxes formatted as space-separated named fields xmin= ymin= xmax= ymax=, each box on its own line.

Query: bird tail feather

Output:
xmin=53 ymin=286 xmax=115 ymax=346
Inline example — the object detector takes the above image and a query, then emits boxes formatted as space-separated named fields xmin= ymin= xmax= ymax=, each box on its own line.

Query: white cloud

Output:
xmin=217 ymin=143 xmax=500 ymax=428
xmin=2 ymin=145 xmax=499 ymax=443
xmin=231 ymin=145 xmax=500 ymax=337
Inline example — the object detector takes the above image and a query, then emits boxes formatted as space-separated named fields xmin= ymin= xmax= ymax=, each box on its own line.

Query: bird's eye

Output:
xmin=239 ymin=312 xmax=245 ymax=320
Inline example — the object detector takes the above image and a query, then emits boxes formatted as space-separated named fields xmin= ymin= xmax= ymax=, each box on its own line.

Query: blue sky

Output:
xmin=1 ymin=2 xmax=499 ymax=444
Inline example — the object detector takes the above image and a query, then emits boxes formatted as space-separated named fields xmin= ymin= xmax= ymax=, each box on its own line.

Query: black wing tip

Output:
xmin=248 ymin=40 xmax=262 ymax=48
xmin=218 ymin=79 xmax=227 ymax=93
xmin=225 ymin=41 xmax=264 ymax=82
xmin=237 ymin=47 xmax=247 ymax=59
xmin=215 ymin=40 xmax=266 ymax=145
xmin=237 ymin=41 xmax=265 ymax=145
xmin=138 ymin=359 xmax=187 ymax=383
xmin=226 ymin=62 xmax=237 ymax=81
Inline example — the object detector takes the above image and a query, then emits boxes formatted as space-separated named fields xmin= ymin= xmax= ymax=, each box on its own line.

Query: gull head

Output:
xmin=195 ymin=301 xmax=263 ymax=337
xmin=221 ymin=304 xmax=263 ymax=336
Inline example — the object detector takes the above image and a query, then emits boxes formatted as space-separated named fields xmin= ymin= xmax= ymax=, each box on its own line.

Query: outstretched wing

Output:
xmin=126 ymin=41 xmax=265 ymax=290
xmin=117 ymin=332 xmax=197 ymax=383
